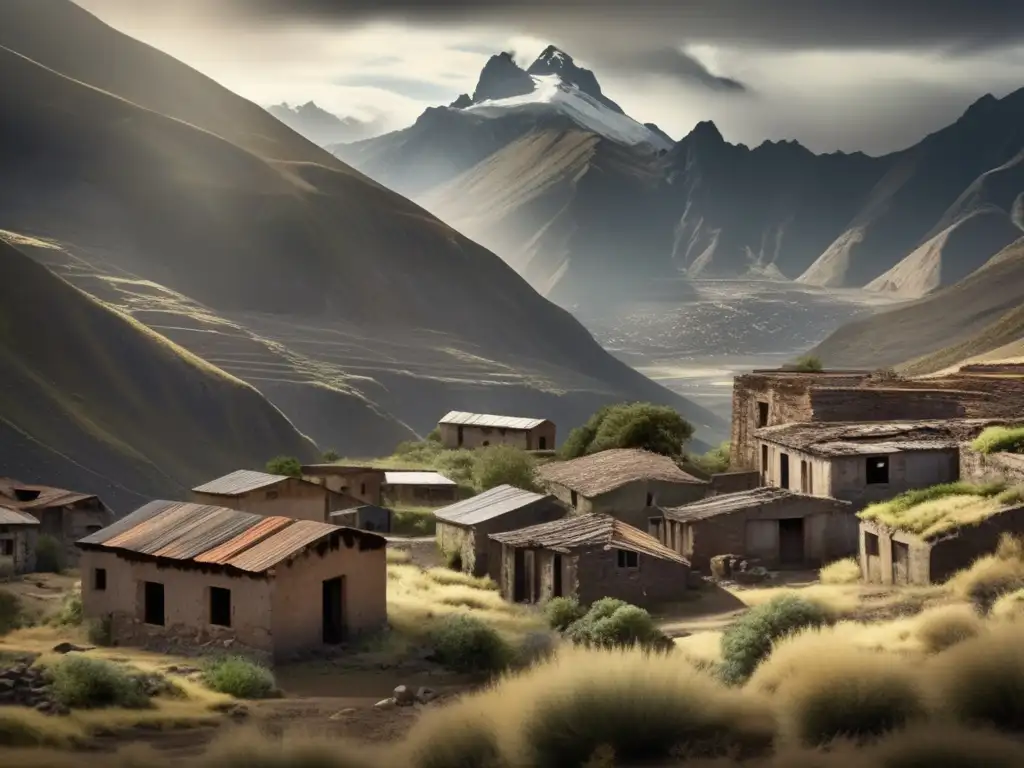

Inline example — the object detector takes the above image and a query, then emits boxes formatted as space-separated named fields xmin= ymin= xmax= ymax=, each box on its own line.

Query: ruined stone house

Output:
xmin=191 ymin=469 xmax=360 ymax=523
xmin=437 ymin=411 xmax=556 ymax=451
xmin=754 ymin=420 xmax=1009 ymax=510
xmin=490 ymin=513 xmax=690 ymax=609
xmin=0 ymin=507 xmax=40 ymax=576
xmin=328 ymin=504 xmax=393 ymax=535
xmin=77 ymin=500 xmax=386 ymax=660
xmin=433 ymin=484 xmax=566 ymax=579
xmin=301 ymin=465 xmax=386 ymax=506
xmin=859 ymin=504 xmax=1024 ymax=586
xmin=0 ymin=479 xmax=113 ymax=565
xmin=657 ymin=487 xmax=855 ymax=571
xmin=538 ymin=448 xmax=708 ymax=530
xmin=383 ymin=471 xmax=459 ymax=507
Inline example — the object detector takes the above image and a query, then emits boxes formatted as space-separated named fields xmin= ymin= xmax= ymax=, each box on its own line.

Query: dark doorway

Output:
xmin=800 ymin=460 xmax=809 ymax=494
xmin=780 ymin=453 xmax=790 ymax=489
xmin=210 ymin=587 xmax=231 ymax=627
xmin=645 ymin=492 xmax=654 ymax=506
xmin=892 ymin=541 xmax=910 ymax=585
xmin=513 ymin=549 xmax=527 ymax=602
xmin=866 ymin=455 xmax=890 ymax=485
xmin=143 ymin=581 xmax=165 ymax=626
xmin=761 ymin=445 xmax=769 ymax=478
xmin=552 ymin=554 xmax=563 ymax=598
xmin=457 ymin=426 xmax=464 ymax=447
xmin=539 ymin=436 xmax=548 ymax=450
xmin=757 ymin=401 xmax=769 ymax=428
xmin=322 ymin=576 xmax=346 ymax=644
xmin=778 ymin=518 xmax=805 ymax=565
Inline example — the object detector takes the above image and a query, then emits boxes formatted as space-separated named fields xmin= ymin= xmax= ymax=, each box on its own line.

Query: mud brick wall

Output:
xmin=809 ymin=387 xmax=970 ymax=422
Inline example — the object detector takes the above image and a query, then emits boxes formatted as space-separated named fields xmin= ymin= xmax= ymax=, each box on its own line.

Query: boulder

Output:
xmin=393 ymin=685 xmax=416 ymax=706
xmin=415 ymin=686 xmax=438 ymax=704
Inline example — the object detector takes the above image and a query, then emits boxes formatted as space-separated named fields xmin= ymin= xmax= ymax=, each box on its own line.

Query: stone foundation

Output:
xmin=107 ymin=612 xmax=272 ymax=665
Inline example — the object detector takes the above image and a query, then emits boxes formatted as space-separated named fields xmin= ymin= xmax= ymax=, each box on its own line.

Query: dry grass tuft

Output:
xmin=990 ymin=588 xmax=1024 ymax=620
xmin=947 ymin=534 xmax=1024 ymax=611
xmin=384 ymin=548 xmax=411 ymax=565
xmin=858 ymin=482 xmax=1008 ymax=539
xmin=912 ymin=604 xmax=985 ymax=653
xmin=819 ymin=558 xmax=861 ymax=585
xmin=424 ymin=567 xmax=496 ymax=591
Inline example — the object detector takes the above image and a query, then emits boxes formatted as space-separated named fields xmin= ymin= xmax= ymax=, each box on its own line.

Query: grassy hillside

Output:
xmin=0 ymin=2 xmax=727 ymax=456
xmin=0 ymin=238 xmax=319 ymax=512
xmin=811 ymin=237 xmax=1024 ymax=370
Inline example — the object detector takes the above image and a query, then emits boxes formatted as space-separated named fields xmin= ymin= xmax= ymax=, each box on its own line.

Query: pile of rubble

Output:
xmin=0 ymin=658 xmax=67 ymax=716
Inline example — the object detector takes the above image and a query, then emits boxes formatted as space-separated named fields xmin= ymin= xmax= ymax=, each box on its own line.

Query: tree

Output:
xmin=690 ymin=441 xmax=731 ymax=475
xmin=322 ymin=449 xmax=340 ymax=462
xmin=792 ymin=354 xmax=824 ymax=372
xmin=266 ymin=455 xmax=302 ymax=477
xmin=560 ymin=403 xmax=694 ymax=459
xmin=473 ymin=445 xmax=539 ymax=492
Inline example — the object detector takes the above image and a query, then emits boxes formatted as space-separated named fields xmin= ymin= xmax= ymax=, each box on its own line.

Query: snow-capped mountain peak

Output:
xmin=454 ymin=46 xmax=671 ymax=152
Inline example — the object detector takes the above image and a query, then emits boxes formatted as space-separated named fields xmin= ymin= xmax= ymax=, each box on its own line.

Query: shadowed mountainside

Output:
xmin=0 ymin=236 xmax=319 ymax=513
xmin=0 ymin=1 xmax=726 ymax=475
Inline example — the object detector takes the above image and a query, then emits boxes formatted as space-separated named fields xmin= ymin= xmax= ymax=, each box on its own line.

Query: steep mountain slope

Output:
xmin=0 ymin=3 xmax=727 ymax=455
xmin=346 ymin=46 xmax=1024 ymax=304
xmin=266 ymin=102 xmax=383 ymax=146
xmin=811 ymin=237 xmax=1024 ymax=370
xmin=0 ymin=235 xmax=318 ymax=512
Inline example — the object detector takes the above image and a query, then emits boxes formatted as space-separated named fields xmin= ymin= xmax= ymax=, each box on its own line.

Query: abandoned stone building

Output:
xmin=657 ymin=487 xmax=856 ymax=571
xmin=0 ymin=479 xmax=113 ymax=565
xmin=0 ymin=507 xmax=40 ymax=576
xmin=960 ymin=444 xmax=1024 ymax=486
xmin=859 ymin=504 xmax=1024 ymax=586
xmin=433 ymin=485 xmax=566 ymax=579
xmin=301 ymin=465 xmax=386 ymax=506
xmin=729 ymin=368 xmax=1023 ymax=472
xmin=328 ymin=504 xmax=393 ymax=534
xmin=754 ymin=420 xmax=1008 ymax=509
xmin=437 ymin=411 xmax=556 ymax=451
xmin=490 ymin=514 xmax=691 ymax=608
xmin=191 ymin=470 xmax=359 ymax=523
xmin=383 ymin=471 xmax=459 ymax=506
xmin=77 ymin=500 xmax=387 ymax=660
xmin=538 ymin=448 xmax=709 ymax=530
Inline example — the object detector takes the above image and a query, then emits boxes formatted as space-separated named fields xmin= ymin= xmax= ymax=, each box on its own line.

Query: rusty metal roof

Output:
xmin=662 ymin=487 xmax=850 ymax=523
xmin=490 ymin=514 xmax=688 ymax=565
xmin=0 ymin=478 xmax=100 ymax=511
xmin=0 ymin=506 xmax=40 ymax=525
xmin=191 ymin=469 xmax=289 ymax=496
xmin=538 ymin=449 xmax=707 ymax=497
xmin=227 ymin=519 xmax=339 ymax=573
xmin=434 ymin=485 xmax=555 ymax=526
xmin=439 ymin=411 xmax=549 ymax=430
xmin=75 ymin=500 xmax=370 ymax=574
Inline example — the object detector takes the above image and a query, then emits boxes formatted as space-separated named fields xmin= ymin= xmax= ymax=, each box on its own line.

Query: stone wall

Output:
xmin=709 ymin=471 xmax=761 ymax=496
xmin=107 ymin=612 xmax=272 ymax=664
xmin=809 ymin=387 xmax=970 ymax=422
xmin=960 ymin=445 xmax=1024 ymax=485
xmin=574 ymin=546 xmax=689 ymax=608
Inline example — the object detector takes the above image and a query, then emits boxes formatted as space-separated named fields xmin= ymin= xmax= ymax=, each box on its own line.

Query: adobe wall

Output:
xmin=709 ymin=470 xmax=761 ymax=496
xmin=0 ymin=527 xmax=37 ymax=576
xmin=575 ymin=546 xmax=689 ymax=608
xmin=193 ymin=478 xmax=330 ymax=523
xmin=828 ymin=450 xmax=960 ymax=509
xmin=568 ymin=480 xmax=708 ymax=530
xmin=304 ymin=471 xmax=384 ymax=506
xmin=808 ymin=387 xmax=969 ymax=422
xmin=439 ymin=422 xmax=556 ymax=451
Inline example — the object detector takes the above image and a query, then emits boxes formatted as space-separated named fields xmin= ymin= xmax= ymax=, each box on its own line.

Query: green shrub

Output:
xmin=202 ymin=656 xmax=277 ymax=699
xmin=561 ymin=598 xmax=670 ymax=651
xmin=35 ymin=535 xmax=64 ymax=573
xmin=429 ymin=614 xmax=512 ymax=674
xmin=689 ymin=441 xmax=731 ymax=475
xmin=792 ymin=354 xmax=824 ymax=372
xmin=472 ymin=445 xmax=539 ymax=492
xmin=48 ymin=655 xmax=150 ymax=709
xmin=433 ymin=449 xmax=475 ymax=488
xmin=322 ymin=449 xmax=340 ymax=462
xmin=86 ymin=615 xmax=114 ymax=646
xmin=544 ymin=597 xmax=586 ymax=632
xmin=719 ymin=595 xmax=832 ymax=685
xmin=265 ymin=455 xmax=302 ymax=477
xmin=0 ymin=591 xmax=22 ymax=635
xmin=391 ymin=508 xmax=436 ymax=536
xmin=971 ymin=425 xmax=1024 ymax=455
xmin=425 ymin=427 xmax=442 ymax=443
xmin=560 ymin=403 xmax=694 ymax=459
xmin=54 ymin=589 xmax=83 ymax=626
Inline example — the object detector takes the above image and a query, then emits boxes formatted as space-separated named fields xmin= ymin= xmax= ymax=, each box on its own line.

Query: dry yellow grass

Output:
xmin=818 ymin=558 xmax=861 ymax=585
xmin=858 ymin=482 xmax=1011 ymax=539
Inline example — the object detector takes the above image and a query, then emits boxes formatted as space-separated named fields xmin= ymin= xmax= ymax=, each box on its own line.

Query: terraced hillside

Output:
xmin=0 ymin=235 xmax=318 ymax=512
xmin=0 ymin=0 xmax=727 ymax=472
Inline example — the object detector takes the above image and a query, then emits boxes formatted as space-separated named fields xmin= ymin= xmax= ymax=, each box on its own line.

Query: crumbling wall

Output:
xmin=960 ymin=445 xmax=1024 ymax=485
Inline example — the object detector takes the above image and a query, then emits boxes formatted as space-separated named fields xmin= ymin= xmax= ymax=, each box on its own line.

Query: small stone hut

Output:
xmin=490 ymin=513 xmax=690 ymax=608
xmin=0 ymin=506 xmax=40 ymax=575
xmin=192 ymin=469 xmax=358 ymax=523
xmin=0 ymin=479 xmax=112 ymax=565
xmin=433 ymin=485 xmax=566 ymax=578
xmin=438 ymin=411 xmax=556 ymax=451
xmin=383 ymin=471 xmax=459 ymax=506
xmin=538 ymin=449 xmax=708 ymax=529
xmin=77 ymin=500 xmax=387 ymax=660
xmin=301 ymin=465 xmax=386 ymax=506
xmin=659 ymin=487 xmax=855 ymax=571
xmin=859 ymin=503 xmax=1024 ymax=586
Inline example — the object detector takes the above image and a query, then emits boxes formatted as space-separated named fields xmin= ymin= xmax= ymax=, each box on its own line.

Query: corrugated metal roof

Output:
xmin=490 ymin=514 xmax=688 ymax=564
xmin=384 ymin=471 xmax=456 ymax=486
xmin=439 ymin=411 xmax=548 ymax=430
xmin=0 ymin=479 xmax=99 ymax=511
xmin=538 ymin=449 xmax=706 ymax=497
xmin=227 ymin=519 xmax=338 ymax=573
xmin=0 ymin=506 xmax=40 ymax=525
xmin=434 ymin=485 xmax=553 ymax=526
xmin=195 ymin=515 xmax=294 ymax=564
xmin=76 ymin=500 xmax=363 ymax=574
xmin=191 ymin=469 xmax=288 ymax=496
xmin=662 ymin=488 xmax=849 ymax=523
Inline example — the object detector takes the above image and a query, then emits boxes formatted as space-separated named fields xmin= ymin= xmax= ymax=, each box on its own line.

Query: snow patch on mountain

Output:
xmin=464 ymin=74 xmax=672 ymax=151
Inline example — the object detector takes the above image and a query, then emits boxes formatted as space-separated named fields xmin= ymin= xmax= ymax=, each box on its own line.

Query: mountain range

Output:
xmin=0 ymin=1 xmax=724 ymax=509
xmin=334 ymin=47 xmax=1024 ymax=312
xmin=266 ymin=101 xmax=384 ymax=146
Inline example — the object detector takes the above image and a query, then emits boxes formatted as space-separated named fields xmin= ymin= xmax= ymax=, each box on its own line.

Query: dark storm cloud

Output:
xmin=607 ymin=48 xmax=747 ymax=92
xmin=226 ymin=0 xmax=1024 ymax=51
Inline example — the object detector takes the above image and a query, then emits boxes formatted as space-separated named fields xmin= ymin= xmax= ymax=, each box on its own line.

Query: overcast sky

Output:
xmin=74 ymin=0 xmax=1024 ymax=155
